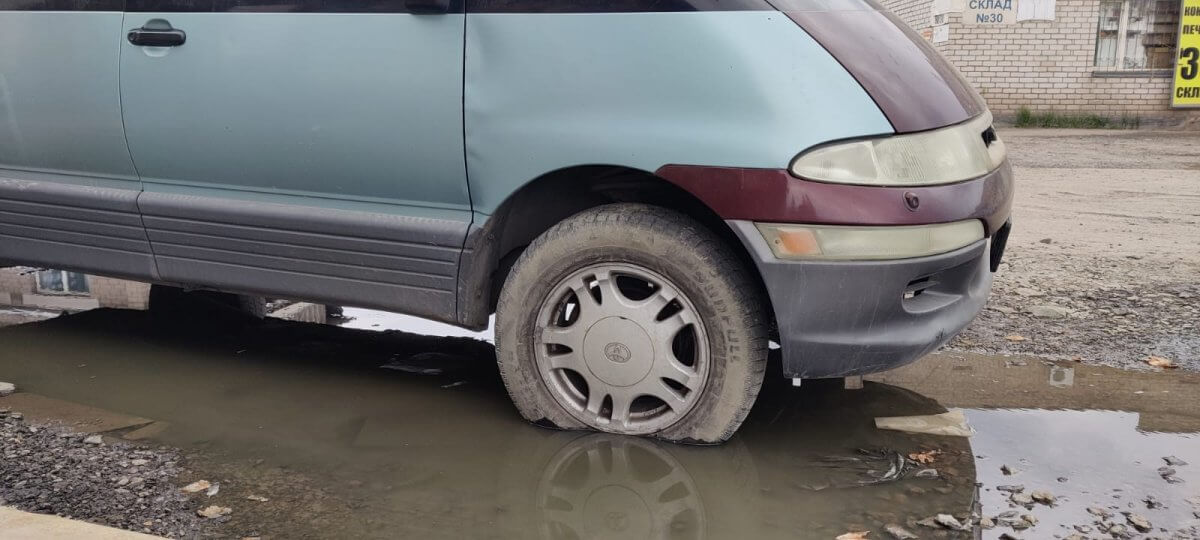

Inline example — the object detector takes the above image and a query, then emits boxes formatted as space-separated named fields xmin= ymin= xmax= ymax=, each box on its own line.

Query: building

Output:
xmin=0 ymin=267 xmax=150 ymax=312
xmin=881 ymin=0 xmax=1200 ymax=127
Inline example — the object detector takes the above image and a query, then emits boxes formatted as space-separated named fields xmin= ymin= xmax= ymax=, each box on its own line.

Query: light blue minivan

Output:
xmin=0 ymin=0 xmax=1012 ymax=442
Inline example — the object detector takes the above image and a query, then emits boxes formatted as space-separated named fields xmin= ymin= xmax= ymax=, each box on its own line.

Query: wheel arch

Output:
xmin=455 ymin=164 xmax=776 ymax=338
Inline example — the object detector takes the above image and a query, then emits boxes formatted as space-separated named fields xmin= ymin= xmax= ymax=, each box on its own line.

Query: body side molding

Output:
xmin=0 ymin=177 xmax=159 ymax=280
xmin=138 ymin=193 xmax=467 ymax=323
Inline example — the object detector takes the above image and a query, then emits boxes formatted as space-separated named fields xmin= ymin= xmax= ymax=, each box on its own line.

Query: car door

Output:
xmin=119 ymin=0 xmax=471 ymax=322
xmin=0 ymin=0 xmax=156 ymax=280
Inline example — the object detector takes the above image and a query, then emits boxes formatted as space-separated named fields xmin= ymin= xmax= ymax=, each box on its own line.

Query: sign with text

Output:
xmin=965 ymin=0 xmax=1016 ymax=25
xmin=1174 ymin=0 xmax=1200 ymax=108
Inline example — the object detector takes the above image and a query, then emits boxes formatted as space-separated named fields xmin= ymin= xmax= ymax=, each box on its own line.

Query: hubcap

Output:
xmin=535 ymin=263 xmax=710 ymax=434
xmin=583 ymin=317 xmax=652 ymax=387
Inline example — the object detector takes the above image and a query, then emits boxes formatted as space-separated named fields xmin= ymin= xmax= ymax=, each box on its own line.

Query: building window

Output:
xmin=36 ymin=270 xmax=90 ymax=295
xmin=1095 ymin=0 xmax=1181 ymax=70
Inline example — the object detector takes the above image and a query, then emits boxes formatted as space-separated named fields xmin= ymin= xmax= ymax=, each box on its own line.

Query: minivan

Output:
xmin=0 ymin=0 xmax=1012 ymax=443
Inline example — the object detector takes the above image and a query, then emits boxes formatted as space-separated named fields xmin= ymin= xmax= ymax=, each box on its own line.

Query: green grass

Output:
xmin=1013 ymin=107 xmax=1140 ymax=129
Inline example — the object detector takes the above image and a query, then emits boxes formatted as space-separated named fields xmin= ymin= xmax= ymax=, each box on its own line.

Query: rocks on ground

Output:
xmin=0 ymin=408 xmax=209 ymax=538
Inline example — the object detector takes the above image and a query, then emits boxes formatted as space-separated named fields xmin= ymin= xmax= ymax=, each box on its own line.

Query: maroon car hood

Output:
xmin=772 ymin=0 xmax=986 ymax=133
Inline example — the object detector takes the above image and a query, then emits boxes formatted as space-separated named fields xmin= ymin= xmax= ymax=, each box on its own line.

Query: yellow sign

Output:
xmin=1175 ymin=0 xmax=1200 ymax=107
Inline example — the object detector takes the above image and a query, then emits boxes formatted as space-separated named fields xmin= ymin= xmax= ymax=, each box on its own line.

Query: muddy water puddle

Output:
xmin=0 ymin=309 xmax=1197 ymax=539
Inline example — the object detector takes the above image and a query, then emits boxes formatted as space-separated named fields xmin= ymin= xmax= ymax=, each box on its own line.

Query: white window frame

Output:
xmin=35 ymin=269 xmax=91 ymax=296
xmin=1114 ymin=0 xmax=1132 ymax=67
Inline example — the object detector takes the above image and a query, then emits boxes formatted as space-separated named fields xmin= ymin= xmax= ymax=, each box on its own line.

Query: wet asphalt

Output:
xmin=0 ymin=306 xmax=1196 ymax=539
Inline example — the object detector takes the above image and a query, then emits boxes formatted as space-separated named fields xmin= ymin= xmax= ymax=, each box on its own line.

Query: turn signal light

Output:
xmin=756 ymin=220 xmax=985 ymax=260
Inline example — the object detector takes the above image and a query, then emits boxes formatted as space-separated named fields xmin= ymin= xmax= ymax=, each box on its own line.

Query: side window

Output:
xmin=36 ymin=270 xmax=91 ymax=296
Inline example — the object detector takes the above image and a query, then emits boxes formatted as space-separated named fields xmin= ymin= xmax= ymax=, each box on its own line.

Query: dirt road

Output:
xmin=952 ymin=129 xmax=1200 ymax=371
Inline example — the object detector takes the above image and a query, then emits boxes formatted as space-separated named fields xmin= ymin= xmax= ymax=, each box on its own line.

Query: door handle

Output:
xmin=128 ymin=28 xmax=186 ymax=47
xmin=406 ymin=0 xmax=449 ymax=14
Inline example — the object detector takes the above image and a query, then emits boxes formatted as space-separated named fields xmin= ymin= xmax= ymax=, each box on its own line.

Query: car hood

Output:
xmin=770 ymin=0 xmax=987 ymax=133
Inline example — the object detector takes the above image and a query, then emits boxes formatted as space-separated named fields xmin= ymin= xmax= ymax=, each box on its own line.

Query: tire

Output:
xmin=496 ymin=203 xmax=768 ymax=443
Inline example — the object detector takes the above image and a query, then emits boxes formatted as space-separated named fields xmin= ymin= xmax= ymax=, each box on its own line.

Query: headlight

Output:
xmin=789 ymin=112 xmax=1005 ymax=186
xmin=756 ymin=220 xmax=985 ymax=260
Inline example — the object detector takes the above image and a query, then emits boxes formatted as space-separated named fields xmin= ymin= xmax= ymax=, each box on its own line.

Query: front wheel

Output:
xmin=496 ymin=204 xmax=768 ymax=443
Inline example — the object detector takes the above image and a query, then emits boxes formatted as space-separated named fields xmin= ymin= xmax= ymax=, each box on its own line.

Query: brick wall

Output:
xmin=881 ymin=0 xmax=1200 ymax=127
xmin=0 ymin=267 xmax=150 ymax=310
xmin=887 ymin=0 xmax=934 ymax=31
xmin=88 ymin=277 xmax=151 ymax=310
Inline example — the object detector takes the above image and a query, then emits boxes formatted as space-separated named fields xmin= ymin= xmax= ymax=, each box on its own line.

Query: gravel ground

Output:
xmin=950 ymin=129 xmax=1200 ymax=371
xmin=0 ymin=408 xmax=211 ymax=538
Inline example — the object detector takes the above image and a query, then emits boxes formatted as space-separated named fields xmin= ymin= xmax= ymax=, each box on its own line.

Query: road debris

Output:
xmin=1158 ymin=465 xmax=1185 ymax=483
xmin=912 ymin=468 xmax=938 ymax=479
xmin=835 ymin=532 xmax=869 ymax=540
xmin=994 ymin=511 xmax=1022 ymax=527
xmin=883 ymin=524 xmax=916 ymax=539
xmin=246 ymin=494 xmax=270 ymax=502
xmin=1010 ymin=492 xmax=1033 ymax=506
xmin=874 ymin=410 xmax=973 ymax=437
xmin=1164 ymin=456 xmax=1188 ymax=466
xmin=197 ymin=505 xmax=232 ymax=519
xmin=808 ymin=448 xmax=932 ymax=487
xmin=1124 ymin=513 xmax=1152 ymax=533
xmin=1000 ymin=464 xmax=1015 ymax=475
xmin=1030 ymin=490 xmax=1055 ymax=505
xmin=1145 ymin=355 xmax=1177 ymax=369
xmin=1104 ymin=523 xmax=1130 ymax=536
xmin=181 ymin=479 xmax=212 ymax=494
xmin=0 ymin=381 xmax=14 ymax=396
xmin=83 ymin=434 xmax=103 ymax=445
xmin=914 ymin=514 xmax=967 ymax=531
xmin=907 ymin=449 xmax=941 ymax=464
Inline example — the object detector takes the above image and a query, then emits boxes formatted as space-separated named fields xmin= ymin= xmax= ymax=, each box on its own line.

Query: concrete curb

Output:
xmin=0 ymin=507 xmax=163 ymax=539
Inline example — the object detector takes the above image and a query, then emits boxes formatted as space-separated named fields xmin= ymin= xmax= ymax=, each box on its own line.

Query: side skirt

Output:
xmin=137 ymin=193 xmax=467 ymax=324
xmin=0 ymin=177 xmax=158 ymax=280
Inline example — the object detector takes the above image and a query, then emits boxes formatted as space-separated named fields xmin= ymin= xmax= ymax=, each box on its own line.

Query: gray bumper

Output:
xmin=729 ymin=221 xmax=995 ymax=379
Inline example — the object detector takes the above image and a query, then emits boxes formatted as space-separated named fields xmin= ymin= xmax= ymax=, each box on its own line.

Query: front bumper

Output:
xmin=732 ymin=222 xmax=1002 ymax=379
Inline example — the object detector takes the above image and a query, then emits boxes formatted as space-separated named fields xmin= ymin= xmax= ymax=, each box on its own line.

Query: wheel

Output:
xmin=496 ymin=203 xmax=768 ymax=443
